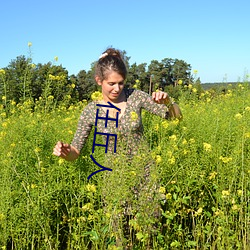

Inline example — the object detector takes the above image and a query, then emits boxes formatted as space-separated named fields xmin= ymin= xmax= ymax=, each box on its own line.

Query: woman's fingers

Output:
xmin=152 ymin=91 xmax=170 ymax=104
xmin=53 ymin=141 xmax=70 ymax=157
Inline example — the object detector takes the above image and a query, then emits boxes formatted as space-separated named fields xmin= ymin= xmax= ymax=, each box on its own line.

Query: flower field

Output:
xmin=0 ymin=83 xmax=249 ymax=249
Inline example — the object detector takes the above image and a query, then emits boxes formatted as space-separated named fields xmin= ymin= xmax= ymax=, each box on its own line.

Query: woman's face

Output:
xmin=96 ymin=71 xmax=125 ymax=102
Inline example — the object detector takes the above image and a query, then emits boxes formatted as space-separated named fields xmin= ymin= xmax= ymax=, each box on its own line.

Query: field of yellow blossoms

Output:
xmin=0 ymin=82 xmax=249 ymax=249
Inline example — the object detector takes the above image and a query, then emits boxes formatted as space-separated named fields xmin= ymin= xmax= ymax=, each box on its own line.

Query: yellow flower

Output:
xmin=81 ymin=203 xmax=93 ymax=212
xmin=219 ymin=156 xmax=232 ymax=164
xmin=91 ymin=91 xmax=103 ymax=101
xmin=222 ymin=190 xmax=230 ymax=197
xmin=155 ymin=155 xmax=162 ymax=164
xmin=0 ymin=69 xmax=6 ymax=75
xmin=0 ymin=213 xmax=5 ymax=221
xmin=135 ymin=79 xmax=140 ymax=83
xmin=234 ymin=113 xmax=242 ymax=120
xmin=195 ymin=207 xmax=203 ymax=216
xmin=168 ymin=156 xmax=175 ymax=165
xmin=193 ymin=69 xmax=198 ymax=74
xmin=154 ymin=123 xmax=159 ymax=131
xmin=133 ymin=84 xmax=138 ymax=89
xmin=188 ymin=84 xmax=193 ymax=89
xmin=208 ymin=171 xmax=217 ymax=180
xmin=54 ymin=56 xmax=58 ymax=62
xmin=158 ymin=186 xmax=166 ymax=194
xmin=169 ymin=134 xmax=177 ymax=141
xmin=232 ymin=204 xmax=239 ymax=211
xmin=165 ymin=193 xmax=172 ymax=199
xmin=245 ymin=106 xmax=250 ymax=112
xmin=161 ymin=120 xmax=168 ymax=128
xmin=178 ymin=79 xmax=183 ymax=85
xmin=34 ymin=147 xmax=41 ymax=153
xmin=192 ymin=88 xmax=197 ymax=93
xmin=130 ymin=111 xmax=138 ymax=121
xmin=28 ymin=42 xmax=32 ymax=47
xmin=86 ymin=184 xmax=96 ymax=193
xmin=237 ymin=189 xmax=243 ymax=196
xmin=71 ymin=83 xmax=76 ymax=89
xmin=203 ymin=142 xmax=212 ymax=152
xmin=2 ymin=96 xmax=6 ymax=100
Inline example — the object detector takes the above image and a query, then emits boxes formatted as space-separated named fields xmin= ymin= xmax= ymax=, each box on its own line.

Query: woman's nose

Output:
xmin=114 ymin=84 xmax=120 ymax=91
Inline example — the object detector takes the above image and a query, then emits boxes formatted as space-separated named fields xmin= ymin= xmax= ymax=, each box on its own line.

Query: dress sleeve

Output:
xmin=135 ymin=90 xmax=170 ymax=119
xmin=71 ymin=102 xmax=95 ymax=152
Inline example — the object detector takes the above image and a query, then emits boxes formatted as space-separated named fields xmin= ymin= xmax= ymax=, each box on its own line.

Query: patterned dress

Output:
xmin=71 ymin=88 xmax=169 ymax=155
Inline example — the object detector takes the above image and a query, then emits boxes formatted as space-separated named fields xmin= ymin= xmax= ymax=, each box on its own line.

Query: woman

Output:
xmin=53 ymin=48 xmax=182 ymax=246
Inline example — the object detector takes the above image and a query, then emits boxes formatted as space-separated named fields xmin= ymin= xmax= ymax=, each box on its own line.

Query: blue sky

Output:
xmin=1 ymin=0 xmax=249 ymax=83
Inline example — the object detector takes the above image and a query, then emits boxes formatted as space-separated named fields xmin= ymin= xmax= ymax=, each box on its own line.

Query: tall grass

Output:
xmin=0 ymin=83 xmax=249 ymax=249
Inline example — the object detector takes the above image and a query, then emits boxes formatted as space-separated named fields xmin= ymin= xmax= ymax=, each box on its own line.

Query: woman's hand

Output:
xmin=53 ymin=141 xmax=80 ymax=161
xmin=152 ymin=91 xmax=171 ymax=105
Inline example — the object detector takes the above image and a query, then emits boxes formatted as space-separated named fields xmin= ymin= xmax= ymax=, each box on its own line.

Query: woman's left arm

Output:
xmin=152 ymin=91 xmax=182 ymax=119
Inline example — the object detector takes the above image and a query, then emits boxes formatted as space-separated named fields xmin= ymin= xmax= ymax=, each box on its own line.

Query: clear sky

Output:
xmin=1 ymin=0 xmax=250 ymax=83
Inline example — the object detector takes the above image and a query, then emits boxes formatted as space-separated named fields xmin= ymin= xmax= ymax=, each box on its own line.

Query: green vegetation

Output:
xmin=0 ymin=45 xmax=249 ymax=249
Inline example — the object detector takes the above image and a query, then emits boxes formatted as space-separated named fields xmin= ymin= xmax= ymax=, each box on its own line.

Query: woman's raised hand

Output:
xmin=152 ymin=91 xmax=171 ymax=104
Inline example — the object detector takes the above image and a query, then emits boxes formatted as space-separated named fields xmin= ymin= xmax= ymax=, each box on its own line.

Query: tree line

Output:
xmin=0 ymin=51 xmax=200 ymax=106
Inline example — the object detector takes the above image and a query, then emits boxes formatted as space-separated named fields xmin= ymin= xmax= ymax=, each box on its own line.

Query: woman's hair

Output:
xmin=95 ymin=48 xmax=127 ymax=81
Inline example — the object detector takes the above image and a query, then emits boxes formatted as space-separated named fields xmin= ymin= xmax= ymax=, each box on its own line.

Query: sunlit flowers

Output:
xmin=178 ymin=79 xmax=183 ymax=85
xmin=158 ymin=186 xmax=166 ymax=194
xmin=91 ymin=91 xmax=103 ymax=101
xmin=86 ymin=184 xmax=96 ymax=193
xmin=28 ymin=42 xmax=32 ymax=47
xmin=203 ymin=142 xmax=212 ymax=152
xmin=194 ymin=207 xmax=203 ymax=216
xmin=234 ymin=113 xmax=242 ymax=120
xmin=222 ymin=190 xmax=230 ymax=197
xmin=0 ymin=69 xmax=5 ymax=75
xmin=130 ymin=111 xmax=138 ymax=121
xmin=54 ymin=56 xmax=58 ymax=62
xmin=208 ymin=171 xmax=217 ymax=180
xmin=155 ymin=155 xmax=162 ymax=164
xmin=219 ymin=156 xmax=232 ymax=164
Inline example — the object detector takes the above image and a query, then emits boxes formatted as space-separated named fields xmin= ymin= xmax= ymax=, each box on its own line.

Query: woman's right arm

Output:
xmin=53 ymin=102 xmax=95 ymax=161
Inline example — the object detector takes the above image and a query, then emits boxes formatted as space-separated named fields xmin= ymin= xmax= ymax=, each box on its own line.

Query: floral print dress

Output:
xmin=71 ymin=88 xmax=169 ymax=155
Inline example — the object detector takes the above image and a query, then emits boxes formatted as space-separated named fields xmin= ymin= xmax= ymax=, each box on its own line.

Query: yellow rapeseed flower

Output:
xmin=91 ymin=91 xmax=103 ymax=101
xmin=158 ymin=186 xmax=166 ymax=194
xmin=203 ymin=142 xmax=212 ymax=152
xmin=155 ymin=155 xmax=162 ymax=164
xmin=208 ymin=171 xmax=217 ymax=180
xmin=234 ymin=113 xmax=242 ymax=120
xmin=54 ymin=56 xmax=58 ymax=61
xmin=0 ymin=69 xmax=6 ymax=75
xmin=28 ymin=42 xmax=32 ymax=47
xmin=169 ymin=134 xmax=177 ymax=141
xmin=219 ymin=156 xmax=232 ymax=164
xmin=193 ymin=69 xmax=198 ymax=74
xmin=222 ymin=190 xmax=230 ymax=197
xmin=178 ymin=79 xmax=183 ymax=85
xmin=130 ymin=111 xmax=138 ymax=121
xmin=86 ymin=184 xmax=96 ymax=193
xmin=161 ymin=120 xmax=168 ymax=128
xmin=168 ymin=156 xmax=175 ymax=165
xmin=165 ymin=193 xmax=172 ymax=199
xmin=195 ymin=207 xmax=203 ymax=216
